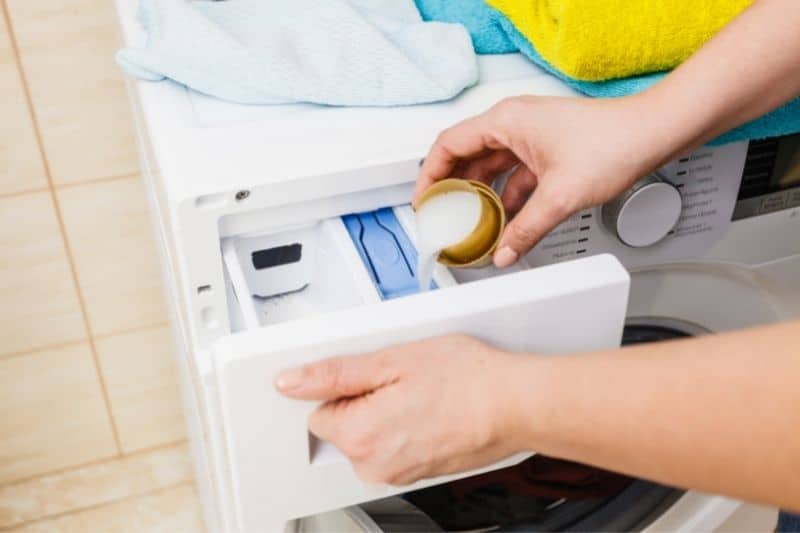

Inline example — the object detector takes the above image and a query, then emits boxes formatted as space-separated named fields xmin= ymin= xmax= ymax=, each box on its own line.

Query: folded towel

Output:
xmin=486 ymin=0 xmax=752 ymax=81
xmin=117 ymin=0 xmax=478 ymax=106
xmin=413 ymin=0 xmax=516 ymax=54
xmin=415 ymin=0 xmax=800 ymax=146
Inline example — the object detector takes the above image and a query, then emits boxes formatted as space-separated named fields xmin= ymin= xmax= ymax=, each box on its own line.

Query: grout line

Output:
xmin=93 ymin=320 xmax=170 ymax=341
xmin=0 ymin=480 xmax=196 ymax=531
xmin=0 ymin=439 xmax=188 ymax=489
xmin=0 ymin=338 xmax=87 ymax=362
xmin=54 ymin=171 xmax=141 ymax=190
xmin=120 ymin=438 xmax=190 ymax=461
xmin=1 ymin=0 xmax=124 ymax=455
xmin=0 ymin=186 xmax=50 ymax=199
xmin=0 ymin=321 xmax=169 ymax=362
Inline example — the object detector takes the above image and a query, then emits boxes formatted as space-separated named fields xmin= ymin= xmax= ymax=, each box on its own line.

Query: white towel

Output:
xmin=117 ymin=0 xmax=479 ymax=106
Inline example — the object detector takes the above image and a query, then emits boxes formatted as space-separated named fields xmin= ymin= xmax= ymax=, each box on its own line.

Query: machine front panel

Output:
xmin=527 ymin=136 xmax=800 ymax=270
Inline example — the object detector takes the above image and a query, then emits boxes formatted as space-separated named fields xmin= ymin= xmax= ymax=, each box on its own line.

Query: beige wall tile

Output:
xmin=57 ymin=177 xmax=167 ymax=336
xmin=0 ymin=443 xmax=191 ymax=529
xmin=12 ymin=483 xmax=204 ymax=533
xmin=96 ymin=327 xmax=186 ymax=453
xmin=0 ymin=9 xmax=47 ymax=195
xmin=0 ymin=192 xmax=85 ymax=356
xmin=0 ymin=343 xmax=117 ymax=484
xmin=6 ymin=0 xmax=139 ymax=185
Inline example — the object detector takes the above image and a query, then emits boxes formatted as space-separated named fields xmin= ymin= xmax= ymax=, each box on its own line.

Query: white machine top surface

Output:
xmin=113 ymin=0 xmax=579 ymax=203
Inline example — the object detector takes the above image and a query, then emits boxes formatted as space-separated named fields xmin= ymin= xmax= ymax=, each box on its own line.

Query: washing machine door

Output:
xmin=300 ymin=324 xmax=691 ymax=533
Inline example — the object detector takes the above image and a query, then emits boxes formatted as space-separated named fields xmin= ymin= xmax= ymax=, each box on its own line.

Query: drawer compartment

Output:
xmin=222 ymin=217 xmax=378 ymax=330
xmin=222 ymin=207 xmax=456 ymax=331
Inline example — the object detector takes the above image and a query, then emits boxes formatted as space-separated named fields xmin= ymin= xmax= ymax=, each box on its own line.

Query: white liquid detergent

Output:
xmin=415 ymin=191 xmax=482 ymax=292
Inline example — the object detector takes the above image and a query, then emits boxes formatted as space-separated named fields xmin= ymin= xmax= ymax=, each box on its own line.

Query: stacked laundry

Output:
xmin=118 ymin=0 xmax=800 ymax=143
xmin=117 ymin=0 xmax=478 ymax=106
xmin=487 ymin=0 xmax=753 ymax=81
xmin=416 ymin=0 xmax=800 ymax=145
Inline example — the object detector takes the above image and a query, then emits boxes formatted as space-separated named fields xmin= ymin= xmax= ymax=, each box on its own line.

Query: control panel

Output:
xmin=732 ymin=135 xmax=800 ymax=220
xmin=601 ymin=174 xmax=682 ymax=247
xmin=526 ymin=134 xmax=800 ymax=270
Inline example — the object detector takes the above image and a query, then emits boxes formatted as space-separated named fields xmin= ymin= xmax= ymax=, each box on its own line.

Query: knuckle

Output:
xmin=385 ymin=472 xmax=406 ymax=486
xmin=389 ymin=464 xmax=430 ymax=486
xmin=558 ymin=191 xmax=579 ymax=214
xmin=539 ymin=184 xmax=580 ymax=219
xmin=487 ymin=98 xmax=525 ymax=147
xmin=317 ymin=358 xmax=343 ymax=392
xmin=340 ymin=432 xmax=374 ymax=461
xmin=372 ymin=349 xmax=400 ymax=376
xmin=493 ymin=96 xmax=521 ymax=117
xmin=354 ymin=464 xmax=386 ymax=485
xmin=507 ymin=221 xmax=539 ymax=246
xmin=466 ymin=159 xmax=488 ymax=176
xmin=307 ymin=409 xmax=328 ymax=437
xmin=491 ymin=97 xmax=529 ymax=130
xmin=433 ymin=128 xmax=454 ymax=148
xmin=379 ymin=466 xmax=406 ymax=485
xmin=551 ymin=194 xmax=579 ymax=220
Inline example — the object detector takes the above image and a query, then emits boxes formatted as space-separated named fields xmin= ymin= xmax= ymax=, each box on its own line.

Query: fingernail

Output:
xmin=493 ymin=246 xmax=518 ymax=268
xmin=275 ymin=367 xmax=304 ymax=391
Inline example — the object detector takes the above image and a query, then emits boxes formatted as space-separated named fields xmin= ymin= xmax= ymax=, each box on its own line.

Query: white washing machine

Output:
xmin=114 ymin=2 xmax=800 ymax=531
xmin=293 ymin=137 xmax=800 ymax=533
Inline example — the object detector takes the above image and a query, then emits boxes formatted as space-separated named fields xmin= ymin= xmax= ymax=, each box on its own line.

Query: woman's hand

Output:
xmin=274 ymin=335 xmax=529 ymax=485
xmin=415 ymin=95 xmax=679 ymax=267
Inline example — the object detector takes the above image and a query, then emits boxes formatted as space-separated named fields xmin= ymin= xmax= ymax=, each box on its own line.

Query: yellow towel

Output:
xmin=486 ymin=0 xmax=752 ymax=81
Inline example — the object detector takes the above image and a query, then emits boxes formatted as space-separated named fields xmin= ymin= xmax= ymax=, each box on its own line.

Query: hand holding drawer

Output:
xmin=276 ymin=334 xmax=530 ymax=486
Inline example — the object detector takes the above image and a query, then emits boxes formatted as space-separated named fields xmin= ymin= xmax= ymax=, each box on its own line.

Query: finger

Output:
xmin=414 ymin=113 xmax=506 ymax=201
xmin=274 ymin=352 xmax=396 ymax=401
xmin=461 ymin=150 xmax=519 ymax=185
xmin=494 ymin=181 xmax=581 ymax=268
xmin=451 ymin=160 xmax=470 ymax=182
xmin=500 ymin=164 xmax=538 ymax=217
xmin=306 ymin=398 xmax=357 ymax=445
xmin=308 ymin=397 xmax=380 ymax=461
xmin=383 ymin=463 xmax=431 ymax=486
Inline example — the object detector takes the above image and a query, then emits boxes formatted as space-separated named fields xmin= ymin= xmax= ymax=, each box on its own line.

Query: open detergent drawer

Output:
xmin=221 ymin=206 xmax=462 ymax=332
xmin=214 ymin=209 xmax=630 ymax=532
xmin=222 ymin=217 xmax=381 ymax=330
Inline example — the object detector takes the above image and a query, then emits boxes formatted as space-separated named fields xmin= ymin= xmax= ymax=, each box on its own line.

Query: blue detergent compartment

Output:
xmin=342 ymin=208 xmax=436 ymax=300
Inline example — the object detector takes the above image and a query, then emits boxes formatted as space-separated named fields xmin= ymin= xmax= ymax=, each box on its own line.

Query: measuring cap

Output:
xmin=413 ymin=179 xmax=505 ymax=268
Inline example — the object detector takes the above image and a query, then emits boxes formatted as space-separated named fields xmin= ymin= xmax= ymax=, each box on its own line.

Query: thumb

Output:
xmin=274 ymin=353 xmax=396 ymax=401
xmin=494 ymin=183 xmax=579 ymax=268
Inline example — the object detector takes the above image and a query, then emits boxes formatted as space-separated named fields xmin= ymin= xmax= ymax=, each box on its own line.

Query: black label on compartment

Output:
xmin=252 ymin=243 xmax=302 ymax=270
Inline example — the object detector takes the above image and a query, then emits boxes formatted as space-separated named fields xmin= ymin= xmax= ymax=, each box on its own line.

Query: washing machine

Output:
xmin=292 ymin=136 xmax=800 ymax=532
xmin=114 ymin=1 xmax=800 ymax=530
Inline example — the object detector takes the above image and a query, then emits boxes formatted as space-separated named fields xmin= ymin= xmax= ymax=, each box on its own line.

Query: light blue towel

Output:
xmin=416 ymin=0 xmax=800 ymax=146
xmin=117 ymin=0 xmax=478 ymax=107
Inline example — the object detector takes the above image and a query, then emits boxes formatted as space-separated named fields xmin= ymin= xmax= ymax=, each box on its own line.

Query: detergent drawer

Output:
xmin=220 ymin=206 xmax=472 ymax=333
xmin=212 ymin=246 xmax=630 ymax=532
xmin=221 ymin=215 xmax=382 ymax=331
xmin=220 ymin=205 xmax=533 ymax=333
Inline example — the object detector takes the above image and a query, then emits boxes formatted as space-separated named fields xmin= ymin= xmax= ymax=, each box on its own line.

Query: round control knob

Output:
xmin=602 ymin=174 xmax=682 ymax=248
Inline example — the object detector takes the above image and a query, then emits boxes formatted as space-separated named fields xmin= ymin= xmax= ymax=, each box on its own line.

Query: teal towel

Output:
xmin=415 ymin=0 xmax=800 ymax=145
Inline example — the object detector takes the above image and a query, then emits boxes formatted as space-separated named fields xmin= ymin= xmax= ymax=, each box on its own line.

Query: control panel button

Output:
xmin=602 ymin=175 xmax=682 ymax=247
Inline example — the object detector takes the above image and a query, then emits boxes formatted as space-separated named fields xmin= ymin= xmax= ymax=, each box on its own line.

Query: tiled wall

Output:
xmin=0 ymin=0 xmax=185 ymax=491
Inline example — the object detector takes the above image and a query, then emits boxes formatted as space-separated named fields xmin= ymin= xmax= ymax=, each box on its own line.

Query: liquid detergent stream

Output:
xmin=415 ymin=191 xmax=483 ymax=292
